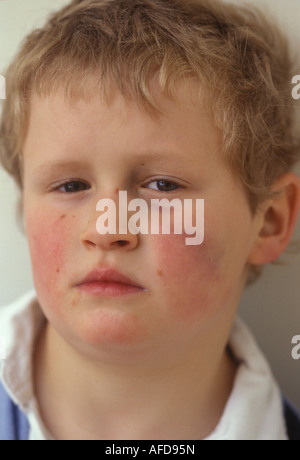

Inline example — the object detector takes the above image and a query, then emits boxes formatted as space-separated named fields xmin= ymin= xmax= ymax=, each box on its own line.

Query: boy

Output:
xmin=0 ymin=0 xmax=300 ymax=440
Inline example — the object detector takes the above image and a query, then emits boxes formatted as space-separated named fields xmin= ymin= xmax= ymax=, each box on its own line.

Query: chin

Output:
xmin=72 ymin=307 xmax=145 ymax=349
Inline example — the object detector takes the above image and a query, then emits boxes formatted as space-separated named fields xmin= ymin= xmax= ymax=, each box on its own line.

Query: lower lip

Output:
xmin=77 ymin=281 xmax=144 ymax=297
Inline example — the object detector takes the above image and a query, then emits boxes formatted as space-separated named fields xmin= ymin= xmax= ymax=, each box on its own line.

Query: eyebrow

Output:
xmin=131 ymin=149 xmax=196 ymax=166
xmin=34 ymin=149 xmax=188 ymax=168
xmin=30 ymin=147 xmax=195 ymax=184
xmin=31 ymin=160 xmax=90 ymax=179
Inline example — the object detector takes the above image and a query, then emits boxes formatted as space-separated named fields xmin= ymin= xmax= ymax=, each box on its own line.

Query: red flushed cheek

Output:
xmin=152 ymin=232 xmax=226 ymax=321
xmin=26 ymin=211 xmax=70 ymax=297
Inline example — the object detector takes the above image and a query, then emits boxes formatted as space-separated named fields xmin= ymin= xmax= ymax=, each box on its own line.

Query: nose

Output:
xmin=80 ymin=196 xmax=139 ymax=251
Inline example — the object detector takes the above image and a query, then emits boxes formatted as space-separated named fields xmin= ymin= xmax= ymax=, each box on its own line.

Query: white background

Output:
xmin=0 ymin=0 xmax=300 ymax=408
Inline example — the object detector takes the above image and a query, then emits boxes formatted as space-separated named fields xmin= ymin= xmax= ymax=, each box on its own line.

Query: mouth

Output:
xmin=75 ymin=267 xmax=146 ymax=297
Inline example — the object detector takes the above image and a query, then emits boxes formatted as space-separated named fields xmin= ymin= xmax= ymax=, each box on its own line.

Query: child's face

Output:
xmin=22 ymin=82 xmax=262 ymax=360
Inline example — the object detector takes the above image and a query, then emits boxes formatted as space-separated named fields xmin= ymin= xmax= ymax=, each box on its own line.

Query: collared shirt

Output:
xmin=0 ymin=290 xmax=288 ymax=440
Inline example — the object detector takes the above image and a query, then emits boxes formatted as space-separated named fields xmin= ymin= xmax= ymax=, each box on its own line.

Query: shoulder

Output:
xmin=0 ymin=291 xmax=38 ymax=440
xmin=0 ymin=290 xmax=37 ymax=321
xmin=0 ymin=379 xmax=29 ymax=441
xmin=283 ymin=397 xmax=300 ymax=441
xmin=0 ymin=290 xmax=38 ymax=346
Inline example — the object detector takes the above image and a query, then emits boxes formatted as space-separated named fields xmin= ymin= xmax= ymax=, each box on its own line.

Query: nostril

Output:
xmin=85 ymin=240 xmax=96 ymax=248
xmin=117 ymin=240 xmax=129 ymax=247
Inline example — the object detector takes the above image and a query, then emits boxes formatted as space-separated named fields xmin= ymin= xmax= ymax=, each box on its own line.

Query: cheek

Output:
xmin=152 ymin=232 xmax=228 ymax=321
xmin=26 ymin=210 xmax=71 ymax=296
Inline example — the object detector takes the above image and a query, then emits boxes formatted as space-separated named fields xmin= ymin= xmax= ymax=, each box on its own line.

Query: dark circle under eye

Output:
xmin=156 ymin=180 xmax=178 ymax=192
xmin=62 ymin=181 xmax=90 ymax=193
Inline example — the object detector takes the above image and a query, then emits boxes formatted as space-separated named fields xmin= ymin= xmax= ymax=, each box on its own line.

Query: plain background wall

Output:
xmin=0 ymin=0 xmax=300 ymax=409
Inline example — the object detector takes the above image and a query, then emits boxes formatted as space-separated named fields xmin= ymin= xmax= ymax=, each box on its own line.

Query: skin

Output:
xmin=22 ymin=81 xmax=300 ymax=440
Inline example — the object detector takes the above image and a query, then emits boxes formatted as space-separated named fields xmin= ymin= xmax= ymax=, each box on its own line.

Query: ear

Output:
xmin=248 ymin=173 xmax=300 ymax=266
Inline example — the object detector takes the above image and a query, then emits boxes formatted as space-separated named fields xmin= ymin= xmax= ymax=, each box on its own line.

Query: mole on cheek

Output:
xmin=60 ymin=214 xmax=66 ymax=220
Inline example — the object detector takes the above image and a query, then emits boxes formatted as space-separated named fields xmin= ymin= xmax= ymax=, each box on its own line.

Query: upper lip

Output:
xmin=76 ymin=267 xmax=144 ymax=289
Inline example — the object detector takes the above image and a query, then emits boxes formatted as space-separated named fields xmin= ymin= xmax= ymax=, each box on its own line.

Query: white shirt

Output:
xmin=0 ymin=290 xmax=288 ymax=440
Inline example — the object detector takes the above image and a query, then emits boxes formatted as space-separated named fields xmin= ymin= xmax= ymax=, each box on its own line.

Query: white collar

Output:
xmin=205 ymin=317 xmax=287 ymax=440
xmin=0 ymin=291 xmax=288 ymax=440
xmin=0 ymin=291 xmax=51 ymax=440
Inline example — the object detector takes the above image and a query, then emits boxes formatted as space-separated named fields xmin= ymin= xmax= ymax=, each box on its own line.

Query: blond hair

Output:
xmin=0 ymin=0 xmax=299 ymax=281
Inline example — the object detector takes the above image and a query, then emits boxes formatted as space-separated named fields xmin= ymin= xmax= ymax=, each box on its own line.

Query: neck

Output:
xmin=34 ymin=322 xmax=237 ymax=440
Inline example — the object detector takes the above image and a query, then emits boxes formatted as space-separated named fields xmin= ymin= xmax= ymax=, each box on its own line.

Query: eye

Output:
xmin=56 ymin=180 xmax=91 ymax=193
xmin=145 ymin=180 xmax=179 ymax=192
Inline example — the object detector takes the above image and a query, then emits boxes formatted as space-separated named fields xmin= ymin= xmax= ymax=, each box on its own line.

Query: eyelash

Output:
xmin=53 ymin=180 xmax=91 ymax=194
xmin=52 ymin=179 xmax=180 ymax=194
xmin=144 ymin=179 xmax=180 ymax=192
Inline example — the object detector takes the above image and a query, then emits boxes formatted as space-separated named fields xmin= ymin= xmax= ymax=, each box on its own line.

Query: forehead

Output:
xmin=25 ymin=78 xmax=220 ymax=148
